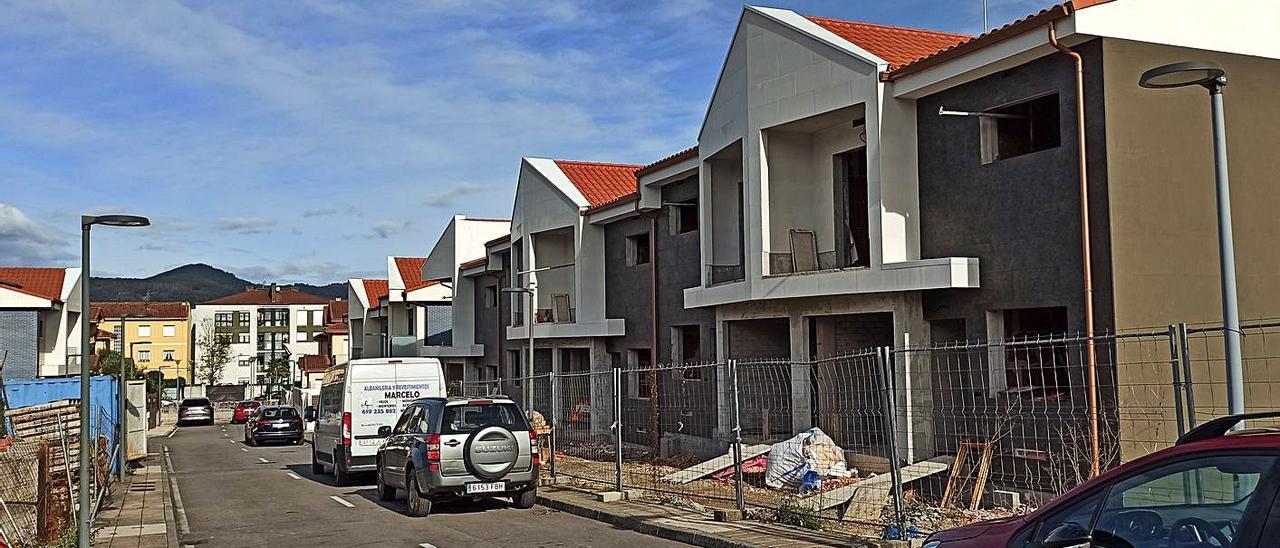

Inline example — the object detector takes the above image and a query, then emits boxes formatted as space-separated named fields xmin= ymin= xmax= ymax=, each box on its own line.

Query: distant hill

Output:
xmin=91 ymin=263 xmax=346 ymax=303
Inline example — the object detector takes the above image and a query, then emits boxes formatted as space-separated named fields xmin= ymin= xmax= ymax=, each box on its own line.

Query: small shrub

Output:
xmin=776 ymin=498 xmax=824 ymax=531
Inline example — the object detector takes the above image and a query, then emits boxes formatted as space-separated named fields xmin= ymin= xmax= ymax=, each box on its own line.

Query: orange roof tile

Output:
xmin=92 ymin=301 xmax=190 ymax=321
xmin=325 ymin=299 xmax=348 ymax=324
xmin=0 ymin=267 xmax=66 ymax=302
xmin=362 ymin=279 xmax=388 ymax=309
xmin=459 ymin=257 xmax=488 ymax=270
xmin=553 ymin=160 xmax=643 ymax=207
xmin=636 ymin=146 xmax=697 ymax=177
xmin=804 ymin=16 xmax=971 ymax=70
xmin=393 ymin=257 xmax=436 ymax=291
xmin=203 ymin=286 xmax=328 ymax=305
xmin=297 ymin=354 xmax=332 ymax=373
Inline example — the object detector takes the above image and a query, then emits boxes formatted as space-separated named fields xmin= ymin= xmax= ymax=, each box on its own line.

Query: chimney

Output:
xmin=269 ymin=283 xmax=278 ymax=302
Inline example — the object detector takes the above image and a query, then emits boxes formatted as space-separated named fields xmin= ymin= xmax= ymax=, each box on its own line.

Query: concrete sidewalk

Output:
xmin=537 ymin=486 xmax=898 ymax=548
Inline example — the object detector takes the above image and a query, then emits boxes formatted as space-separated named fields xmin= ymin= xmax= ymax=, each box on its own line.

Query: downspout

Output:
xmin=1049 ymin=20 xmax=1100 ymax=479
xmin=649 ymin=214 xmax=661 ymax=450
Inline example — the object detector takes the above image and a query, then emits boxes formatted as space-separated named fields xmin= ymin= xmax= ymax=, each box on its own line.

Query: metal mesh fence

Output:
xmin=491 ymin=321 xmax=1279 ymax=540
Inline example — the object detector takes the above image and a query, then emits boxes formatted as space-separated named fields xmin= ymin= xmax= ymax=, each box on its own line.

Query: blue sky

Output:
xmin=0 ymin=0 xmax=1049 ymax=284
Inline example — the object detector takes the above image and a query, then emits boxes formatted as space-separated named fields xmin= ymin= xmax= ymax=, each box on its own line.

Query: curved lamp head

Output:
xmin=83 ymin=214 xmax=151 ymax=227
xmin=1139 ymin=61 xmax=1226 ymax=90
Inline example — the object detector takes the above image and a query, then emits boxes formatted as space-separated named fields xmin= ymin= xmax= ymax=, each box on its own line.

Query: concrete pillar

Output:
xmin=789 ymin=311 xmax=812 ymax=434
xmin=714 ymin=316 xmax=732 ymax=441
xmin=893 ymin=294 xmax=933 ymax=463
xmin=589 ymin=338 xmax=613 ymax=437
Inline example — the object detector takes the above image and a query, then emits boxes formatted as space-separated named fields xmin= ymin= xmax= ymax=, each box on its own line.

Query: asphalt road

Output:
xmin=164 ymin=421 xmax=689 ymax=547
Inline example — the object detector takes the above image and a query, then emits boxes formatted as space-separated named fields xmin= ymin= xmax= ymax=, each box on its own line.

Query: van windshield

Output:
xmin=441 ymin=403 xmax=527 ymax=435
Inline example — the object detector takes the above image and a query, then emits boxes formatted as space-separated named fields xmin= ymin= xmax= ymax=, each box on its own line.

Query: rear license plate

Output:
xmin=274 ymin=423 xmax=290 ymax=429
xmin=465 ymin=482 xmax=505 ymax=494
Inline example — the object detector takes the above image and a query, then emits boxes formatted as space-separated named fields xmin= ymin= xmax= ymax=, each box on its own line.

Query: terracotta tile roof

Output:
xmin=805 ymin=15 xmax=971 ymax=71
xmin=459 ymin=257 xmax=488 ymax=270
xmin=553 ymin=160 xmax=643 ymax=207
xmin=202 ymin=286 xmax=329 ymax=305
xmin=583 ymin=192 xmax=639 ymax=215
xmin=325 ymin=299 xmax=348 ymax=324
xmin=297 ymin=354 xmax=332 ymax=373
xmin=91 ymin=301 xmax=190 ymax=321
xmin=93 ymin=328 xmax=115 ymax=341
xmin=0 ymin=267 xmax=66 ymax=302
xmin=362 ymin=279 xmax=388 ymax=309
xmin=484 ymin=234 xmax=511 ymax=247
xmin=636 ymin=146 xmax=697 ymax=177
xmin=394 ymin=257 xmax=435 ymax=291
xmin=882 ymin=1 xmax=1113 ymax=81
xmin=321 ymin=322 xmax=349 ymax=335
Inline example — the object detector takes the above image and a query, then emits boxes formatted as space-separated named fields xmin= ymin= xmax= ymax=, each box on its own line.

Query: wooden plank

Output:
xmin=660 ymin=444 xmax=772 ymax=484
xmin=969 ymin=444 xmax=993 ymax=512
xmin=939 ymin=444 xmax=970 ymax=508
xmin=794 ymin=456 xmax=953 ymax=515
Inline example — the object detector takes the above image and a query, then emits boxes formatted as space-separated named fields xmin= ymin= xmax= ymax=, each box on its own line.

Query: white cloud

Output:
xmin=234 ymin=259 xmax=358 ymax=284
xmin=368 ymin=221 xmax=409 ymax=240
xmin=0 ymin=203 xmax=74 ymax=265
xmin=215 ymin=217 xmax=276 ymax=235
xmin=302 ymin=207 xmax=337 ymax=218
xmin=424 ymin=183 xmax=490 ymax=208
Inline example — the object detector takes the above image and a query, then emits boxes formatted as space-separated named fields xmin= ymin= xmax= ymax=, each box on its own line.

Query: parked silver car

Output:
xmin=177 ymin=397 xmax=214 ymax=426
xmin=375 ymin=397 xmax=539 ymax=517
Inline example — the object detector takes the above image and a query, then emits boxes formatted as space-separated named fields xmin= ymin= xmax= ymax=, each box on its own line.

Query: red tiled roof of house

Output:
xmin=362 ymin=279 xmax=388 ymax=309
xmin=0 ymin=267 xmax=66 ymax=302
xmin=93 ymin=328 xmax=115 ymax=341
xmin=882 ymin=1 xmax=1114 ymax=80
xmin=297 ymin=354 xmax=332 ymax=373
xmin=583 ymin=192 xmax=639 ymax=215
xmin=484 ymin=234 xmax=511 ymax=247
xmin=92 ymin=301 xmax=190 ymax=321
xmin=203 ymin=286 xmax=329 ymax=305
xmin=459 ymin=257 xmax=488 ymax=270
xmin=636 ymin=146 xmax=697 ymax=177
xmin=393 ymin=257 xmax=436 ymax=291
xmin=325 ymin=299 xmax=348 ymax=324
xmin=553 ymin=160 xmax=643 ymax=207
xmin=805 ymin=15 xmax=971 ymax=71
xmin=321 ymin=322 xmax=349 ymax=335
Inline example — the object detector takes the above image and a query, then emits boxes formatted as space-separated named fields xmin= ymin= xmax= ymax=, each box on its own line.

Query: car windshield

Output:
xmin=181 ymin=398 xmax=210 ymax=407
xmin=260 ymin=407 xmax=298 ymax=420
xmin=441 ymin=403 xmax=527 ymax=434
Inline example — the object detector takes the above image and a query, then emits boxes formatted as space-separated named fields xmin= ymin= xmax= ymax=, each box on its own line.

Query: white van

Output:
xmin=311 ymin=357 xmax=446 ymax=485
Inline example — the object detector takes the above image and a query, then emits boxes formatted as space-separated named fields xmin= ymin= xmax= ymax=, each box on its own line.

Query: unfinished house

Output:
xmin=419 ymin=215 xmax=510 ymax=384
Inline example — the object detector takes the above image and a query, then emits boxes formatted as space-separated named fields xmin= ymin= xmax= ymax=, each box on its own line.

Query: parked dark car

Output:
xmin=375 ymin=397 xmax=539 ymax=517
xmin=231 ymin=400 xmax=261 ymax=424
xmin=244 ymin=405 xmax=304 ymax=446
xmin=923 ymin=412 xmax=1280 ymax=548
xmin=177 ymin=397 xmax=214 ymax=426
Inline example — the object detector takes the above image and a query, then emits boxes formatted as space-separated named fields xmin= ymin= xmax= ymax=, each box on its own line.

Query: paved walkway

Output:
xmin=92 ymin=458 xmax=175 ymax=548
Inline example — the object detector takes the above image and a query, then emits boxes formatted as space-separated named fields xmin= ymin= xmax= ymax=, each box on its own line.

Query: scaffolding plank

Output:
xmin=660 ymin=444 xmax=772 ymax=484
xmin=794 ymin=456 xmax=953 ymax=515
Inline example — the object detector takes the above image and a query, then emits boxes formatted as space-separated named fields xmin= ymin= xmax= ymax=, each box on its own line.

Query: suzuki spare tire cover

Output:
xmin=464 ymin=425 xmax=520 ymax=481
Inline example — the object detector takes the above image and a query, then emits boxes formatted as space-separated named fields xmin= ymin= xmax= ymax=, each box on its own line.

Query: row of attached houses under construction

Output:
xmin=342 ymin=0 xmax=1280 ymax=493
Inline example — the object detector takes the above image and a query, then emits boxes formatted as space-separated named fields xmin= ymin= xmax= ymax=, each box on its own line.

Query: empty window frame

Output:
xmin=484 ymin=285 xmax=498 ymax=308
xmin=986 ymin=306 xmax=1070 ymax=396
xmin=675 ymin=325 xmax=703 ymax=380
xmin=980 ymin=93 xmax=1061 ymax=164
xmin=671 ymin=198 xmax=698 ymax=234
xmin=629 ymin=349 xmax=654 ymax=398
xmin=833 ymin=148 xmax=870 ymax=268
xmin=627 ymin=233 xmax=651 ymax=266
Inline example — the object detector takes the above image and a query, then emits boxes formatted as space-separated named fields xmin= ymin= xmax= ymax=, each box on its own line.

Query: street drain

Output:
xmin=130 ymin=482 xmax=157 ymax=492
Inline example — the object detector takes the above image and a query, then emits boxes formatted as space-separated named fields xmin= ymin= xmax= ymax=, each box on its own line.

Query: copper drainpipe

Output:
xmin=1049 ymin=20 xmax=1100 ymax=478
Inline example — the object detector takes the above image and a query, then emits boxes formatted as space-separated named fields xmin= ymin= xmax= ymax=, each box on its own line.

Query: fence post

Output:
xmin=1167 ymin=325 xmax=1186 ymax=436
xmin=612 ymin=364 xmax=623 ymax=493
xmin=1177 ymin=323 xmax=1197 ymax=428
xmin=877 ymin=346 xmax=906 ymax=536
xmin=729 ymin=359 xmax=745 ymax=512
xmin=549 ymin=371 xmax=558 ymax=480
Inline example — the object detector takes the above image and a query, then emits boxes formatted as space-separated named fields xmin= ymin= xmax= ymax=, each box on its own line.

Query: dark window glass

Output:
xmin=441 ymin=403 xmax=527 ymax=435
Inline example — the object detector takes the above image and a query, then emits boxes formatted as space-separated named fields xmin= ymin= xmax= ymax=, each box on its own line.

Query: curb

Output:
xmin=536 ymin=492 xmax=754 ymax=548
xmin=162 ymin=447 xmax=194 ymax=548
xmin=160 ymin=456 xmax=179 ymax=548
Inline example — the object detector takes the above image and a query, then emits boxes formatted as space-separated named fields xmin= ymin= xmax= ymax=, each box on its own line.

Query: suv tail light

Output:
xmin=290 ymin=418 xmax=303 ymax=425
xmin=341 ymin=412 xmax=352 ymax=447
xmin=257 ymin=419 xmax=269 ymax=426
xmin=425 ymin=434 xmax=441 ymax=471
xmin=529 ymin=431 xmax=540 ymax=468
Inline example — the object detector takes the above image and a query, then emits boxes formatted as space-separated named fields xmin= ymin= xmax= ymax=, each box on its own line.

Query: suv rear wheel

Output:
xmin=512 ymin=485 xmax=537 ymax=509
xmin=405 ymin=471 xmax=432 ymax=517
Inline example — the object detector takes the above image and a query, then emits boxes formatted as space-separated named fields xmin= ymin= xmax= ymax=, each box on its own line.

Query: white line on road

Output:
xmin=420 ymin=544 xmax=439 ymax=548
xmin=286 ymin=472 xmax=301 ymax=480
xmin=228 ymin=439 xmax=236 ymax=444
xmin=167 ymin=428 xmax=177 ymax=439
xmin=241 ymin=448 xmax=248 ymax=452
xmin=258 ymin=457 xmax=270 ymax=463
xmin=330 ymin=496 xmax=355 ymax=508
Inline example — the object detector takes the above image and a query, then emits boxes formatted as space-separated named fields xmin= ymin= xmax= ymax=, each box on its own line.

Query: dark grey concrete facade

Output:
xmin=916 ymin=38 xmax=1114 ymax=339
xmin=0 ymin=310 xmax=38 ymax=380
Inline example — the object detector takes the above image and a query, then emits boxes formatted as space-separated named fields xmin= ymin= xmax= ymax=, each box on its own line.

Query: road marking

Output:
xmin=258 ymin=457 xmax=270 ymax=464
xmin=329 ymin=495 xmax=355 ymax=508
xmin=420 ymin=544 xmax=439 ymax=548
xmin=167 ymin=428 xmax=177 ymax=439
xmin=286 ymin=472 xmax=301 ymax=480
xmin=241 ymin=448 xmax=248 ymax=452
xmin=228 ymin=440 xmax=236 ymax=444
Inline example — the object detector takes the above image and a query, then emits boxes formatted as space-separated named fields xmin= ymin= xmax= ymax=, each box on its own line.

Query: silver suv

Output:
xmin=375 ymin=396 xmax=539 ymax=516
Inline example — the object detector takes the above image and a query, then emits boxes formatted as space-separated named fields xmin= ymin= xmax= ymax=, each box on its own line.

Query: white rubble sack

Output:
xmin=763 ymin=427 xmax=846 ymax=489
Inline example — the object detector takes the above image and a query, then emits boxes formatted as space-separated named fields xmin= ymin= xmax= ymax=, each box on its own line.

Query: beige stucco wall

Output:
xmin=1103 ymin=38 xmax=1280 ymax=456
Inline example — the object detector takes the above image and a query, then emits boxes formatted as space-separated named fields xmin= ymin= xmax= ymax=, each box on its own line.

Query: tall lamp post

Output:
xmin=1139 ymin=61 xmax=1243 ymax=417
xmin=79 ymin=214 xmax=148 ymax=548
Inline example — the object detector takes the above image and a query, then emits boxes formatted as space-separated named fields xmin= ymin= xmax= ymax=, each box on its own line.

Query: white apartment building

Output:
xmin=0 ymin=267 xmax=84 ymax=379
xmin=191 ymin=285 xmax=328 ymax=385
xmin=420 ymin=215 xmax=510 ymax=382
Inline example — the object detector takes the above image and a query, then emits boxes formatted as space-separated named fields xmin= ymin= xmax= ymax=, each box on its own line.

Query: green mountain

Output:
xmin=90 ymin=263 xmax=345 ymax=303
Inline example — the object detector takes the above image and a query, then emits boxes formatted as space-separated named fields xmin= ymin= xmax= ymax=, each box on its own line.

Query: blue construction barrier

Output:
xmin=3 ymin=375 xmax=120 ymax=470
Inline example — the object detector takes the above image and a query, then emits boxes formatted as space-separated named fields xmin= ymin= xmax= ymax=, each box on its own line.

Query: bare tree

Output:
xmin=195 ymin=319 xmax=232 ymax=386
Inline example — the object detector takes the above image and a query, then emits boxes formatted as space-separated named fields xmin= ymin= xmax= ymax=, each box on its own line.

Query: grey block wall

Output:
xmin=0 ymin=311 xmax=39 ymax=380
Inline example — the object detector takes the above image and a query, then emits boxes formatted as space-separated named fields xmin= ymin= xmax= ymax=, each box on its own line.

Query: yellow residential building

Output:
xmin=92 ymin=302 xmax=192 ymax=382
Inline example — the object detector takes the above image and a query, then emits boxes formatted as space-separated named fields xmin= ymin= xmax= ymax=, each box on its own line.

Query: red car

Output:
xmin=924 ymin=412 xmax=1280 ymax=548
xmin=231 ymin=400 xmax=261 ymax=424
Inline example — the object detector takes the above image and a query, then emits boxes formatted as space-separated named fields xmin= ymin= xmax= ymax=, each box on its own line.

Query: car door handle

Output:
xmin=444 ymin=440 xmax=460 ymax=447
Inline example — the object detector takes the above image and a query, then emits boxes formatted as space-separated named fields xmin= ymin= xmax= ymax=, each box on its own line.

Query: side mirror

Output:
xmin=378 ymin=425 xmax=392 ymax=437
xmin=304 ymin=406 xmax=317 ymax=422
xmin=1042 ymin=522 xmax=1092 ymax=548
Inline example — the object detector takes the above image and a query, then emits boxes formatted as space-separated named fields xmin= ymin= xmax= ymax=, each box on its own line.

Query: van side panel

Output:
xmin=346 ymin=358 xmax=446 ymax=459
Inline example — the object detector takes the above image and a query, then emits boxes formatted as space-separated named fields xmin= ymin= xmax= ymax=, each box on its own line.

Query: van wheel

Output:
xmin=512 ymin=485 xmax=537 ymax=509
xmin=376 ymin=463 xmax=396 ymax=501
xmin=405 ymin=472 xmax=432 ymax=517
xmin=311 ymin=447 xmax=324 ymax=475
